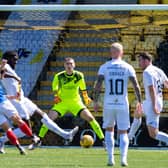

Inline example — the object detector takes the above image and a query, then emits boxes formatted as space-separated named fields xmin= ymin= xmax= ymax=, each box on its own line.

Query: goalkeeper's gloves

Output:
xmin=54 ymin=95 xmax=61 ymax=104
xmin=82 ymin=90 xmax=92 ymax=105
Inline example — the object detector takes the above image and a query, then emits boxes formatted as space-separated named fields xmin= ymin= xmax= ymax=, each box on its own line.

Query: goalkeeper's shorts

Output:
xmin=51 ymin=100 xmax=86 ymax=117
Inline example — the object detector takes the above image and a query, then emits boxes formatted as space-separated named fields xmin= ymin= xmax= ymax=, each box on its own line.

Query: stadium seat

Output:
xmin=139 ymin=0 xmax=159 ymax=4
xmin=162 ymin=0 xmax=168 ymax=4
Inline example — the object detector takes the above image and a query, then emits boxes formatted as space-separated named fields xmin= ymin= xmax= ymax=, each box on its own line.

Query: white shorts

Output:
xmin=143 ymin=100 xmax=161 ymax=129
xmin=9 ymin=97 xmax=39 ymax=119
xmin=0 ymin=99 xmax=18 ymax=125
xmin=103 ymin=107 xmax=130 ymax=130
xmin=23 ymin=97 xmax=39 ymax=116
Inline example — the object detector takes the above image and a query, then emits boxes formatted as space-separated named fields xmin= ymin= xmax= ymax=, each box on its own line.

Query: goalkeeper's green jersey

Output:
xmin=52 ymin=70 xmax=86 ymax=101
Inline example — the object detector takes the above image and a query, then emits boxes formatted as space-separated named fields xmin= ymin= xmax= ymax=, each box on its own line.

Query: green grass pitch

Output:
xmin=0 ymin=147 xmax=167 ymax=168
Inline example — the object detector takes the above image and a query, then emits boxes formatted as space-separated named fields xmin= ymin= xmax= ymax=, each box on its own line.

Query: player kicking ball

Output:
xmin=38 ymin=57 xmax=104 ymax=144
xmin=93 ymin=43 xmax=142 ymax=167
xmin=0 ymin=51 xmax=78 ymax=152
xmin=129 ymin=52 xmax=168 ymax=145
xmin=0 ymin=61 xmax=33 ymax=154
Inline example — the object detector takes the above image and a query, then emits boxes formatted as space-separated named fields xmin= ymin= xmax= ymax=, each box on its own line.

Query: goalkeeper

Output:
xmin=39 ymin=57 xmax=104 ymax=142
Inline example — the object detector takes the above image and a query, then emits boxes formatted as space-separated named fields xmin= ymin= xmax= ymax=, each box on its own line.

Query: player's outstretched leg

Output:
xmin=0 ymin=129 xmax=26 ymax=155
xmin=0 ymin=127 xmax=41 ymax=151
xmin=29 ymin=113 xmax=78 ymax=149
xmin=38 ymin=124 xmax=48 ymax=139
xmin=41 ymin=113 xmax=79 ymax=140
xmin=80 ymin=109 xmax=104 ymax=142
xmin=64 ymin=126 xmax=79 ymax=145
xmin=105 ymin=130 xmax=115 ymax=166
xmin=18 ymin=121 xmax=33 ymax=137
xmin=89 ymin=119 xmax=104 ymax=140
xmin=0 ymin=128 xmax=25 ymax=154
xmin=6 ymin=128 xmax=26 ymax=155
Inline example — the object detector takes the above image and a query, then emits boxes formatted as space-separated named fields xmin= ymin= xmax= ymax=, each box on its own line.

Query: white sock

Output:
xmin=155 ymin=131 xmax=168 ymax=144
xmin=41 ymin=113 xmax=69 ymax=139
xmin=0 ymin=135 xmax=8 ymax=143
xmin=0 ymin=128 xmax=25 ymax=143
xmin=128 ymin=118 xmax=141 ymax=140
xmin=105 ymin=131 xmax=115 ymax=163
xmin=120 ymin=133 xmax=129 ymax=163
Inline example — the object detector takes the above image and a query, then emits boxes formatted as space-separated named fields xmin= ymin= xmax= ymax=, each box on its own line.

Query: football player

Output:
xmin=93 ymin=43 xmax=142 ymax=166
xmin=38 ymin=57 xmax=104 ymax=144
xmin=0 ymin=61 xmax=33 ymax=154
xmin=129 ymin=52 xmax=168 ymax=145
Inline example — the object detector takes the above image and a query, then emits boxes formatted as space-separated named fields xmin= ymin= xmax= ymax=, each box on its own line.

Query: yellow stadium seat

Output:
xmin=139 ymin=0 xmax=159 ymax=4
xmin=162 ymin=0 xmax=168 ymax=4
xmin=130 ymin=16 xmax=149 ymax=24
xmin=131 ymin=11 xmax=152 ymax=16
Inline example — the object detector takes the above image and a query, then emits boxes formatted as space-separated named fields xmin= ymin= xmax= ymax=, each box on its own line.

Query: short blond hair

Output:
xmin=64 ymin=57 xmax=75 ymax=63
xmin=111 ymin=42 xmax=123 ymax=52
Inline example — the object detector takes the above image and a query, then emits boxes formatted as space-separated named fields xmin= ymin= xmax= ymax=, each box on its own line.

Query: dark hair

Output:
xmin=2 ymin=50 xmax=18 ymax=61
xmin=138 ymin=52 xmax=152 ymax=61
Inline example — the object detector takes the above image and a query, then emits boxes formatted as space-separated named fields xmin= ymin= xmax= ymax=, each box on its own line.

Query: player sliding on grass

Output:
xmin=129 ymin=52 xmax=168 ymax=145
xmin=0 ymin=51 xmax=78 ymax=152
xmin=38 ymin=57 xmax=104 ymax=144
xmin=93 ymin=43 xmax=142 ymax=167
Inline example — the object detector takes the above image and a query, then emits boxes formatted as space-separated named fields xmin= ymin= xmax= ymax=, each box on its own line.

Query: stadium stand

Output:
xmin=30 ymin=9 xmax=168 ymax=117
xmin=0 ymin=0 xmax=77 ymax=96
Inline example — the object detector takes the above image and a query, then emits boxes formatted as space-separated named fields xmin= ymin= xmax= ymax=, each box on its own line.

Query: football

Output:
xmin=80 ymin=134 xmax=94 ymax=148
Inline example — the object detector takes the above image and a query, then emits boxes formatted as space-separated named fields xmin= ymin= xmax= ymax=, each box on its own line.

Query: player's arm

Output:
xmin=160 ymin=70 xmax=168 ymax=88
xmin=79 ymin=74 xmax=92 ymax=105
xmin=129 ymin=76 xmax=142 ymax=103
xmin=93 ymin=75 xmax=104 ymax=102
xmin=52 ymin=74 xmax=61 ymax=104
xmin=162 ymin=72 xmax=168 ymax=88
xmin=3 ymin=73 xmax=21 ymax=83
xmin=149 ymin=85 xmax=160 ymax=114
xmin=129 ymin=76 xmax=142 ymax=116
xmin=92 ymin=75 xmax=104 ymax=112
xmin=0 ymin=60 xmax=20 ymax=82
xmin=164 ymin=80 xmax=168 ymax=88
xmin=0 ymin=65 xmax=21 ymax=83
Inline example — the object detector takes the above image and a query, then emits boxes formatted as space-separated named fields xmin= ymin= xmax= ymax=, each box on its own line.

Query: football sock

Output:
xmin=6 ymin=129 xmax=19 ymax=145
xmin=19 ymin=122 xmax=32 ymax=137
xmin=40 ymin=113 xmax=69 ymax=139
xmin=23 ymin=119 xmax=32 ymax=129
xmin=120 ymin=133 xmax=129 ymax=162
xmin=0 ymin=128 xmax=25 ymax=143
xmin=155 ymin=131 xmax=168 ymax=144
xmin=39 ymin=124 xmax=48 ymax=138
xmin=128 ymin=118 xmax=141 ymax=140
xmin=89 ymin=119 xmax=104 ymax=140
xmin=105 ymin=131 xmax=115 ymax=162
